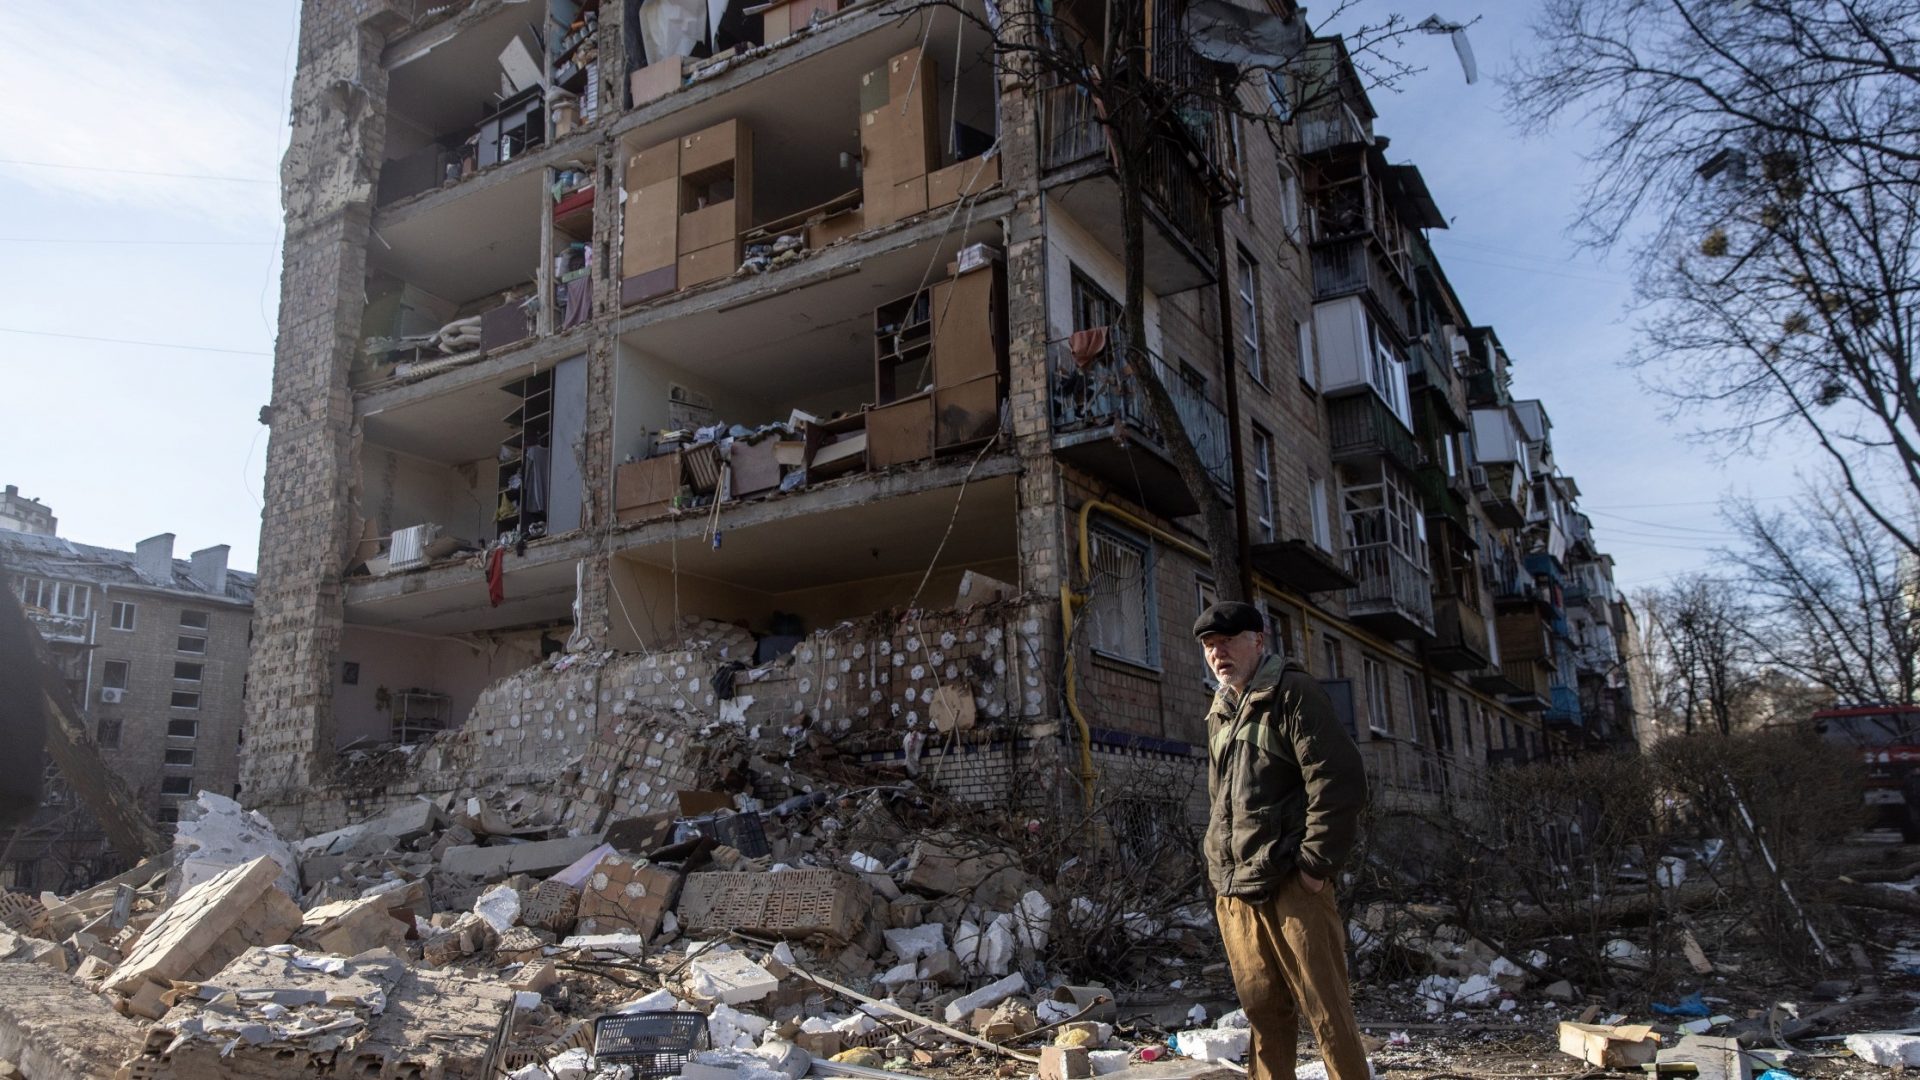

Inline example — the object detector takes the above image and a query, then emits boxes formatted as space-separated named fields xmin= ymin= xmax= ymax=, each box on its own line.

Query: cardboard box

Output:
xmin=761 ymin=0 xmax=838 ymax=41
xmin=677 ymin=242 xmax=739 ymax=289
xmin=867 ymin=395 xmax=934 ymax=468
xmin=1557 ymin=1023 xmax=1659 ymax=1068
xmin=679 ymin=200 xmax=739 ymax=255
xmin=629 ymin=57 xmax=688 ymax=108
xmin=927 ymin=155 xmax=1001 ymax=208
xmin=730 ymin=436 xmax=784 ymax=497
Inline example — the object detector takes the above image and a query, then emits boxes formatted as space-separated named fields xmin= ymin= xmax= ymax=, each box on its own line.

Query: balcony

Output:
xmin=1251 ymin=538 xmax=1357 ymax=595
xmin=1038 ymin=84 xmax=1219 ymax=294
xmin=24 ymin=609 xmax=88 ymax=644
xmin=1412 ymin=464 xmax=1469 ymax=531
xmin=1049 ymin=334 xmax=1231 ymax=518
xmin=1544 ymin=684 xmax=1583 ymax=729
xmin=1427 ymin=597 xmax=1490 ymax=672
xmin=1345 ymin=541 xmax=1434 ymax=640
xmin=1501 ymin=659 xmax=1553 ymax=711
xmin=1310 ymin=236 xmax=1411 ymax=339
xmin=1475 ymin=461 xmax=1528 ymax=528
xmin=1327 ymin=392 xmax=1421 ymax=472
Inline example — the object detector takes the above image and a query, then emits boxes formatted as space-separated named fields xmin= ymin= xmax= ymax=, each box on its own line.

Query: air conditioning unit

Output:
xmin=100 ymin=687 xmax=125 ymax=704
xmin=1469 ymin=465 xmax=1489 ymax=491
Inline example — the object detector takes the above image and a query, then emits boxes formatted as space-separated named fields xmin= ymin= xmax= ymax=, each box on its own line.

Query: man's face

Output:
xmin=1201 ymin=630 xmax=1265 ymax=690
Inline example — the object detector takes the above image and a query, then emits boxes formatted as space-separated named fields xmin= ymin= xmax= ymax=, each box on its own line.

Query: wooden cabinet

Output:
xmin=871 ymin=261 xmax=1006 ymax=457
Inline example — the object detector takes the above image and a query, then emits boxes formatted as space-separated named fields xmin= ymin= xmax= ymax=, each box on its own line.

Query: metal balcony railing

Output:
xmin=1346 ymin=540 xmax=1434 ymax=631
xmin=1432 ymin=597 xmax=1490 ymax=664
xmin=1048 ymin=333 xmax=1232 ymax=489
xmin=1502 ymin=659 xmax=1553 ymax=702
xmin=1310 ymin=236 xmax=1411 ymax=338
xmin=1037 ymin=84 xmax=1219 ymax=263
xmin=1328 ymin=393 xmax=1421 ymax=472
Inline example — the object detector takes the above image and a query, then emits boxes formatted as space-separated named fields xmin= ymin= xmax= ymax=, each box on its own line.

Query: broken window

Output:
xmin=1236 ymin=249 xmax=1264 ymax=384
xmin=170 ymin=691 xmax=200 ymax=710
xmin=177 ymin=635 xmax=207 ymax=655
xmin=167 ymin=719 xmax=198 ymax=739
xmin=102 ymin=660 xmax=129 ymax=691
xmin=96 ymin=718 xmax=121 ymax=749
xmin=16 ymin=577 xmax=88 ymax=618
xmin=160 ymin=776 xmax=193 ymax=797
xmin=179 ymin=609 xmax=209 ymax=630
xmin=1362 ymin=655 xmax=1390 ymax=736
xmin=164 ymin=748 xmax=195 ymax=768
xmin=1087 ymin=524 xmax=1156 ymax=667
xmin=1070 ymin=269 xmax=1119 ymax=333
xmin=1251 ymin=426 xmax=1276 ymax=542
xmin=174 ymin=662 xmax=203 ymax=683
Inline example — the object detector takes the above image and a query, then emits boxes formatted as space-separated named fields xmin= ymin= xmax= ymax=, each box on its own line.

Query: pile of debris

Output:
xmin=0 ymin=775 xmax=1242 ymax=1079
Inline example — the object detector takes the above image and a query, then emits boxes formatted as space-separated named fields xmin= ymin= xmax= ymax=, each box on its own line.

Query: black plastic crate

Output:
xmin=593 ymin=1011 xmax=709 ymax=1077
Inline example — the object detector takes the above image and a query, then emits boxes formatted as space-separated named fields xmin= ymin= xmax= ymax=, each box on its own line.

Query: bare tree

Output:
xmin=1640 ymin=574 xmax=1758 ymax=736
xmin=1507 ymin=0 xmax=1920 ymax=555
xmin=1726 ymin=484 xmax=1920 ymax=706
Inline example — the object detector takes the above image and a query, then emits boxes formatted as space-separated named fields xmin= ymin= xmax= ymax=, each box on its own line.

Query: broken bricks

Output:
xmin=105 ymin=856 xmax=301 ymax=1005
xmin=576 ymin=853 xmax=682 ymax=938
xmin=677 ymin=869 xmax=864 ymax=940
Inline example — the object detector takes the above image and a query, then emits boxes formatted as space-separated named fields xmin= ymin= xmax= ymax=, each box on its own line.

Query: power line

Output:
xmin=0 ymin=327 xmax=268 ymax=357
xmin=0 ymin=236 xmax=271 ymax=246
xmin=0 ymin=158 xmax=275 ymax=185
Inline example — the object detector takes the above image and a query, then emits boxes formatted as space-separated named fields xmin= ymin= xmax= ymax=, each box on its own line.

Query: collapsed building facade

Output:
xmin=243 ymin=0 xmax=1641 ymax=837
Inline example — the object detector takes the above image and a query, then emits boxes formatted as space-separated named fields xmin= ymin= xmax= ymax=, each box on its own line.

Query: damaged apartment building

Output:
xmin=0 ymin=488 xmax=254 ymax=893
xmin=244 ymin=0 xmax=1640 ymax=835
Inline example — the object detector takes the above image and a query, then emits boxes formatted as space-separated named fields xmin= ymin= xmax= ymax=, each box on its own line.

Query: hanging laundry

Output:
xmin=523 ymin=445 xmax=551 ymax=515
xmin=1069 ymin=326 xmax=1109 ymax=369
xmin=487 ymin=547 xmax=506 ymax=608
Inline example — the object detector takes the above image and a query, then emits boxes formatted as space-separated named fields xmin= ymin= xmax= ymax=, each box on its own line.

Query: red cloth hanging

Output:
xmin=1069 ymin=326 xmax=1109 ymax=369
xmin=487 ymin=547 xmax=506 ymax=608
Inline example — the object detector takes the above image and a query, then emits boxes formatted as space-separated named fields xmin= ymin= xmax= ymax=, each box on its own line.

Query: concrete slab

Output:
xmin=440 ymin=834 xmax=607 ymax=880
xmin=0 ymin=958 xmax=146 ymax=1080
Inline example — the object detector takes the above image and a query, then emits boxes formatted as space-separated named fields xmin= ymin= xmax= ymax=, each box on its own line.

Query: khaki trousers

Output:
xmin=1215 ymin=874 xmax=1369 ymax=1080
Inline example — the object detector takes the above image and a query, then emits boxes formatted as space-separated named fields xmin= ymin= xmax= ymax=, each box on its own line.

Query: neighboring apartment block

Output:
xmin=243 ymin=0 xmax=1637 ymax=824
xmin=0 ymin=500 xmax=253 ymax=893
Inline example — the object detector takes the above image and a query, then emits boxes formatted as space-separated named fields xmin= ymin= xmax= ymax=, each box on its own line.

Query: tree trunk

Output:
xmin=1111 ymin=125 xmax=1248 ymax=602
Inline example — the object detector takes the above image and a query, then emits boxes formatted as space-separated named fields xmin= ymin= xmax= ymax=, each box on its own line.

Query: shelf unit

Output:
xmin=869 ymin=261 xmax=1007 ymax=460
xmin=391 ymin=690 xmax=451 ymax=744
xmin=497 ymin=370 xmax=556 ymax=538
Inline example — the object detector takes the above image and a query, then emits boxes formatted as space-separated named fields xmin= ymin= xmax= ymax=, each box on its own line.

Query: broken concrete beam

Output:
xmin=559 ymin=932 xmax=648 ymax=955
xmin=294 ymin=894 xmax=411 ymax=956
xmin=945 ymin=972 xmax=1028 ymax=1024
xmin=576 ymin=854 xmax=682 ymax=938
xmin=678 ymin=870 xmax=865 ymax=940
xmin=0 ymin=957 xmax=148 ymax=1079
xmin=1043 ymin=1046 xmax=1094 ymax=1080
xmin=106 ymin=856 xmax=299 ymax=999
xmin=687 ymin=950 xmax=780 ymax=1004
xmin=440 ymin=834 xmax=607 ymax=881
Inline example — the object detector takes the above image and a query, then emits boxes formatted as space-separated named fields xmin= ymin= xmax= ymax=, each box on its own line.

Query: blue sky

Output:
xmin=0 ymin=2 xmax=1816 ymax=592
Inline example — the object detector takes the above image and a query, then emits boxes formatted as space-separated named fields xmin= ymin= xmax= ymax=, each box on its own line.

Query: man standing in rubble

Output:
xmin=1194 ymin=601 xmax=1369 ymax=1080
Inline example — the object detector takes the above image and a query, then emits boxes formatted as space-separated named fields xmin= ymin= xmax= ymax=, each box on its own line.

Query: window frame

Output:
xmin=173 ymin=661 xmax=204 ymax=683
xmin=170 ymin=690 xmax=201 ymax=710
xmin=102 ymin=659 xmax=130 ymax=692
xmin=110 ymin=600 xmax=137 ymax=631
xmin=1235 ymin=248 xmax=1265 ymax=385
xmin=1361 ymin=655 xmax=1391 ymax=737
xmin=95 ymin=718 xmax=122 ymax=749
xmin=1403 ymin=671 xmax=1423 ymax=745
xmin=163 ymin=747 xmax=195 ymax=768
xmin=1296 ymin=318 xmax=1317 ymax=389
xmin=1250 ymin=425 xmax=1276 ymax=543
xmin=159 ymin=776 xmax=194 ymax=797
xmin=167 ymin=718 xmax=198 ymax=739
xmin=1308 ymin=476 xmax=1333 ymax=552
xmin=178 ymin=609 xmax=210 ymax=631
xmin=1086 ymin=521 xmax=1159 ymax=670
xmin=176 ymin=635 xmax=207 ymax=655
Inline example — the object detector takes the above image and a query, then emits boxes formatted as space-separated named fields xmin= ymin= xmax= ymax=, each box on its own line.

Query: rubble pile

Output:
xmin=0 ymin=768 xmax=1243 ymax=1079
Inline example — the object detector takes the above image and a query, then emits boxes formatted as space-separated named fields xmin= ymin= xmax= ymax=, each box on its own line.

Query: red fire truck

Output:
xmin=1812 ymin=704 xmax=1920 ymax=839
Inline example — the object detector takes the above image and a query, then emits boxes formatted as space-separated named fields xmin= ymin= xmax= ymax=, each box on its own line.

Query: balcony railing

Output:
xmin=1501 ymin=659 xmax=1553 ymax=707
xmin=1545 ymin=684 xmax=1583 ymax=728
xmin=1038 ymin=84 xmax=1219 ymax=264
xmin=1310 ymin=235 xmax=1411 ymax=338
xmin=1346 ymin=540 xmax=1434 ymax=637
xmin=1429 ymin=597 xmax=1490 ymax=671
xmin=1412 ymin=464 xmax=1469 ymax=529
xmin=1328 ymin=392 xmax=1421 ymax=472
xmin=1048 ymin=334 xmax=1232 ymax=490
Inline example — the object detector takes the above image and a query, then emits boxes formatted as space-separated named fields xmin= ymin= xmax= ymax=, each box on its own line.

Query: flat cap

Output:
xmin=1192 ymin=600 xmax=1263 ymax=640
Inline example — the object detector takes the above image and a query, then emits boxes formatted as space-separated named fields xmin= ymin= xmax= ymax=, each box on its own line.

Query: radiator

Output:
xmin=389 ymin=523 xmax=442 ymax=571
